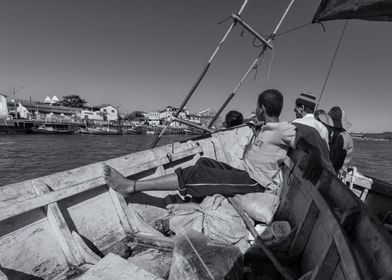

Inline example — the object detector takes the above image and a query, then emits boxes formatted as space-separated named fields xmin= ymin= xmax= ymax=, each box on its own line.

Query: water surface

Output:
xmin=1 ymin=135 xmax=391 ymax=187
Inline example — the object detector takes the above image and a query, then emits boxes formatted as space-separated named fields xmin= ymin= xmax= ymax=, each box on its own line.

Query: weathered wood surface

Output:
xmin=72 ymin=231 xmax=101 ymax=265
xmin=78 ymin=253 xmax=163 ymax=280
xmin=283 ymin=154 xmax=392 ymax=279
xmin=32 ymin=180 xmax=84 ymax=266
xmin=0 ymin=212 xmax=69 ymax=279
xmin=289 ymin=201 xmax=319 ymax=257
xmin=1 ymin=127 xmax=392 ymax=280
xmin=130 ymin=233 xmax=175 ymax=249
xmin=283 ymin=161 xmax=363 ymax=280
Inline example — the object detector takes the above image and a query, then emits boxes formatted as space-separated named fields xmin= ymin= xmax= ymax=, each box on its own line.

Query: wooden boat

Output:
xmin=345 ymin=169 xmax=392 ymax=230
xmin=123 ymin=126 xmax=144 ymax=135
xmin=0 ymin=126 xmax=391 ymax=279
xmin=79 ymin=126 xmax=120 ymax=135
xmin=31 ymin=124 xmax=75 ymax=134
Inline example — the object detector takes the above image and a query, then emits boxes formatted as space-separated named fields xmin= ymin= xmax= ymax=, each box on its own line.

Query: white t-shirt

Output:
xmin=292 ymin=114 xmax=330 ymax=148
xmin=241 ymin=122 xmax=296 ymax=192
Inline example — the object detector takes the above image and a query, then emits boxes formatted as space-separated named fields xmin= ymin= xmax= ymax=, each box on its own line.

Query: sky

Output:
xmin=0 ymin=0 xmax=391 ymax=133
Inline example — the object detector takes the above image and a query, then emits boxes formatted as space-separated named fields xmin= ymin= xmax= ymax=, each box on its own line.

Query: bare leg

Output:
xmin=103 ymin=165 xmax=179 ymax=196
xmin=104 ymin=165 xmax=135 ymax=195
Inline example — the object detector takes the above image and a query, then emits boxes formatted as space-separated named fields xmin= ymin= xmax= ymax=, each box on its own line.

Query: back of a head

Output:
xmin=258 ymin=89 xmax=283 ymax=117
xmin=296 ymin=91 xmax=316 ymax=113
xmin=328 ymin=106 xmax=352 ymax=131
xmin=225 ymin=110 xmax=244 ymax=128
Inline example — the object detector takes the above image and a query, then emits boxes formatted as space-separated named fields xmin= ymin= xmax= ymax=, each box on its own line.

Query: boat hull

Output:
xmin=0 ymin=127 xmax=391 ymax=279
xmin=31 ymin=128 xmax=75 ymax=134
xmin=79 ymin=127 xmax=120 ymax=135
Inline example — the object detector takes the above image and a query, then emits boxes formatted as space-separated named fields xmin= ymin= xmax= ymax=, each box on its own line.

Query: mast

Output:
xmin=150 ymin=0 xmax=249 ymax=148
xmin=208 ymin=0 xmax=296 ymax=129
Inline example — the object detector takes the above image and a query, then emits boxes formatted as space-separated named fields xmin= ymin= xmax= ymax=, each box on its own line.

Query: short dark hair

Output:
xmin=257 ymin=89 xmax=283 ymax=117
xmin=225 ymin=110 xmax=243 ymax=128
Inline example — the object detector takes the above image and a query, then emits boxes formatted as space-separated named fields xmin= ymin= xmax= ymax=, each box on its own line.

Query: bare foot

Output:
xmin=103 ymin=165 xmax=135 ymax=196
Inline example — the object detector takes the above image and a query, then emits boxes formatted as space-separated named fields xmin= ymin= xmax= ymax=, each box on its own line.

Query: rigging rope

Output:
xmin=316 ymin=20 xmax=349 ymax=110
xmin=274 ymin=21 xmax=326 ymax=38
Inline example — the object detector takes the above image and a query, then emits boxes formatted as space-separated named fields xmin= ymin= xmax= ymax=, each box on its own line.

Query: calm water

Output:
xmin=351 ymin=139 xmax=392 ymax=184
xmin=0 ymin=134 xmax=191 ymax=187
xmin=1 ymin=135 xmax=391 ymax=187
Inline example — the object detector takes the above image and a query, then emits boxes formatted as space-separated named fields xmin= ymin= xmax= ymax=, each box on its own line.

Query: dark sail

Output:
xmin=313 ymin=0 xmax=392 ymax=22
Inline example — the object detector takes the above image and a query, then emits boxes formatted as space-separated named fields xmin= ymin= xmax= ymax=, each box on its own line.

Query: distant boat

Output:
xmin=31 ymin=124 xmax=74 ymax=134
xmin=124 ymin=126 xmax=144 ymax=135
xmin=79 ymin=126 xmax=120 ymax=135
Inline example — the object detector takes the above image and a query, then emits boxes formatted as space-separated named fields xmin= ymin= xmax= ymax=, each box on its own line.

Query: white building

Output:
xmin=78 ymin=110 xmax=104 ymax=121
xmin=146 ymin=111 xmax=160 ymax=126
xmin=0 ymin=94 xmax=8 ymax=118
xmin=99 ymin=105 xmax=118 ymax=121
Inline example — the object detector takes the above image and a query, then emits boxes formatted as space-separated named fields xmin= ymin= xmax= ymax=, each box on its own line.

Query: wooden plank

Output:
xmin=289 ymin=201 xmax=320 ymax=257
xmin=339 ymin=207 xmax=360 ymax=228
xmin=108 ymin=184 xmax=163 ymax=235
xmin=0 ymin=146 xmax=204 ymax=222
xmin=72 ymin=231 xmax=101 ymax=265
xmin=284 ymin=159 xmax=363 ymax=280
xmin=0 ymin=176 xmax=104 ymax=222
xmin=78 ymin=253 xmax=163 ymax=280
xmin=0 ymin=269 xmax=8 ymax=280
xmin=310 ymin=240 xmax=339 ymax=280
xmin=108 ymin=188 xmax=134 ymax=234
xmin=31 ymin=180 xmax=84 ymax=266
xmin=130 ymin=233 xmax=174 ymax=249
xmin=0 ymin=218 xmax=69 ymax=279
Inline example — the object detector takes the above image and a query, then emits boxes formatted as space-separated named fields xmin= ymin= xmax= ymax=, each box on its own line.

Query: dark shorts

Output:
xmin=175 ymin=157 xmax=264 ymax=198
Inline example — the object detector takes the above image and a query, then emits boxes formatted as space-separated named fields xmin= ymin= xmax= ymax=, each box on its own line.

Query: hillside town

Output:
xmin=0 ymin=93 xmax=221 ymax=135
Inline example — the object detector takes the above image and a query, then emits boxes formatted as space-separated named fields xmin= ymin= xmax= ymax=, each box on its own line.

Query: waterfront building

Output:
xmin=78 ymin=110 xmax=104 ymax=121
xmin=197 ymin=108 xmax=219 ymax=128
xmin=7 ymin=98 xmax=80 ymax=121
xmin=145 ymin=111 xmax=160 ymax=126
xmin=0 ymin=94 xmax=9 ymax=119
xmin=98 ymin=105 xmax=118 ymax=121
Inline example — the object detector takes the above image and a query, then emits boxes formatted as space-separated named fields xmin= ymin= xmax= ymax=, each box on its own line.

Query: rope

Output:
xmin=210 ymin=140 xmax=218 ymax=161
xmin=180 ymin=228 xmax=215 ymax=280
xmin=274 ymin=21 xmax=326 ymax=38
xmin=316 ymin=20 xmax=349 ymax=110
xmin=275 ymin=22 xmax=312 ymax=37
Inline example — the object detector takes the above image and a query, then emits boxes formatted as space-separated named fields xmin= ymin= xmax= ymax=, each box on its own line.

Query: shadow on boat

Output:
xmin=0 ymin=265 xmax=44 ymax=280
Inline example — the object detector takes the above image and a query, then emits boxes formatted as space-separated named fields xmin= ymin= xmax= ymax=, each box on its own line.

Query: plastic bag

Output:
xmin=169 ymin=229 xmax=243 ymax=280
xmin=168 ymin=195 xmax=250 ymax=252
xmin=234 ymin=192 xmax=280 ymax=224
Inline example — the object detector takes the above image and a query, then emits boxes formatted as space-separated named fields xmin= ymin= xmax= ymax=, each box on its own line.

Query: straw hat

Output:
xmin=315 ymin=109 xmax=333 ymax=127
xmin=328 ymin=106 xmax=352 ymax=130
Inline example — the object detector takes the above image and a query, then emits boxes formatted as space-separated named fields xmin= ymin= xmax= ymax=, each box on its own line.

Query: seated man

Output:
xmin=224 ymin=110 xmax=244 ymax=128
xmin=328 ymin=106 xmax=354 ymax=177
xmin=292 ymin=91 xmax=330 ymax=148
xmin=104 ymin=89 xmax=321 ymax=199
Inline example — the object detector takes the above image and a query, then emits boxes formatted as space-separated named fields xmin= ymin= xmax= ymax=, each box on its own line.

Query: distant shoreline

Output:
xmin=353 ymin=137 xmax=391 ymax=142
xmin=351 ymin=132 xmax=392 ymax=142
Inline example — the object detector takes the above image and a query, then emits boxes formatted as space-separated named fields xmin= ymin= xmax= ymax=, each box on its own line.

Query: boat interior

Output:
xmin=0 ymin=126 xmax=391 ymax=279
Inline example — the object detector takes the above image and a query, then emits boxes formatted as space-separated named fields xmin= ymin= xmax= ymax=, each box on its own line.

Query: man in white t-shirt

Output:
xmin=103 ymin=89 xmax=322 ymax=199
xmin=292 ymin=91 xmax=330 ymax=148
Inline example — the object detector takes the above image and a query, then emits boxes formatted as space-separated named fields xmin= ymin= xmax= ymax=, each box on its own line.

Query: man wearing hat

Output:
xmin=292 ymin=91 xmax=330 ymax=148
xmin=328 ymin=106 xmax=354 ymax=177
